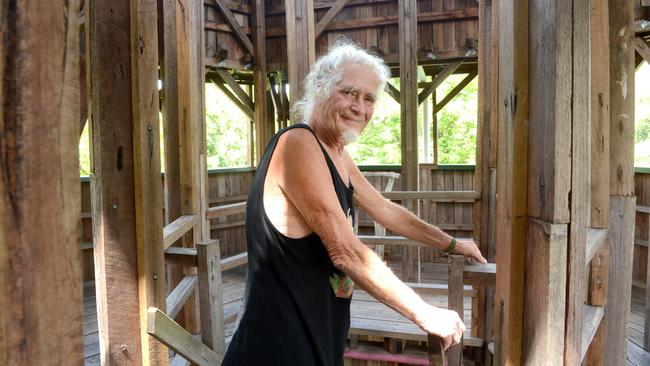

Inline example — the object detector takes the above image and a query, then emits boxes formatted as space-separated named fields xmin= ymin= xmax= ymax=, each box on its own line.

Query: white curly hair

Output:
xmin=292 ymin=39 xmax=391 ymax=124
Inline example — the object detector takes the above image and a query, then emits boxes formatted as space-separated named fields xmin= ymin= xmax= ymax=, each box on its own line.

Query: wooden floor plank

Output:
xmin=83 ymin=263 xmax=650 ymax=364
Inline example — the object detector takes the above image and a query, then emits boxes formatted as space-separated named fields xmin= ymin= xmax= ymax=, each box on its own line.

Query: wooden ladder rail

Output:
xmin=153 ymin=239 xmax=227 ymax=364
xmin=447 ymin=254 xmax=497 ymax=366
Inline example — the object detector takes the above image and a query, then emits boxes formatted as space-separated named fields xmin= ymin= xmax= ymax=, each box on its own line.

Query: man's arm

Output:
xmin=273 ymin=129 xmax=464 ymax=349
xmin=343 ymin=152 xmax=486 ymax=264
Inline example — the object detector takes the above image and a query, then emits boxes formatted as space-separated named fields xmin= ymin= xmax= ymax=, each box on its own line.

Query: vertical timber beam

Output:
xmin=585 ymin=0 xmax=610 ymax=363
xmin=604 ymin=0 xmax=636 ymax=364
xmin=475 ymin=0 xmax=496 ymax=346
xmin=565 ymin=0 xmax=591 ymax=363
xmin=285 ymin=0 xmax=315 ymax=120
xmin=521 ymin=0 xmax=574 ymax=363
xmin=253 ymin=0 xmax=269 ymax=163
xmin=161 ymin=0 xmax=193 ymax=331
xmin=192 ymin=0 xmax=210 ymax=243
xmin=87 ymin=0 xmax=144 ymax=363
xmin=0 ymin=0 xmax=82 ymax=363
xmin=179 ymin=0 xmax=206 ymax=334
xmin=399 ymin=0 xmax=418 ymax=282
xmin=494 ymin=0 xmax=528 ymax=364
xmin=131 ymin=0 xmax=168 ymax=363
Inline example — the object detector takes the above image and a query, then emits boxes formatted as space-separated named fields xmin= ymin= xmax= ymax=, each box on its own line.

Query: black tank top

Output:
xmin=222 ymin=124 xmax=355 ymax=366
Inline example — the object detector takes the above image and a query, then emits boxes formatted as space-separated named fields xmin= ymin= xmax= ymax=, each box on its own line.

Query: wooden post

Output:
xmin=522 ymin=219 xmax=567 ymax=365
xmin=285 ymin=0 xmax=315 ymax=119
xmin=585 ymin=0 xmax=610 ymax=363
xmin=447 ymin=255 xmax=465 ymax=366
xmin=476 ymin=0 xmax=497 ymax=348
xmin=87 ymin=0 xmax=144 ymax=362
xmin=0 ymin=0 xmax=82 ymax=363
xmin=197 ymin=240 xmax=226 ymax=355
xmin=564 ymin=0 xmax=590 ymax=364
xmin=399 ymin=0 xmax=418 ymax=282
xmin=161 ymin=0 xmax=204 ymax=334
xmin=253 ymin=0 xmax=270 ymax=163
xmin=131 ymin=0 xmax=168 ymax=363
xmin=161 ymin=0 xmax=190 ymax=331
xmin=604 ymin=0 xmax=636 ymax=363
xmin=494 ymin=0 xmax=528 ymax=363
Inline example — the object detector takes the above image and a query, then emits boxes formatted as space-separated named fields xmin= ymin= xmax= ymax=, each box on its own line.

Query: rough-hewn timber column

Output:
xmin=476 ymin=0 xmax=497 ymax=343
xmin=399 ymin=0 xmax=418 ymax=282
xmin=585 ymin=0 xmax=611 ymax=363
xmin=88 ymin=0 xmax=144 ymax=362
xmin=285 ymin=0 xmax=315 ymax=121
xmin=521 ymin=0 xmax=575 ymax=364
xmin=494 ymin=0 xmax=529 ymax=363
xmin=253 ymin=0 xmax=270 ymax=162
xmin=604 ymin=0 xmax=636 ymax=364
xmin=0 ymin=0 xmax=82 ymax=363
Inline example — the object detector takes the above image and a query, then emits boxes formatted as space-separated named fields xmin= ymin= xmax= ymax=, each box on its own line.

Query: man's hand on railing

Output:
xmin=452 ymin=238 xmax=487 ymax=264
xmin=415 ymin=304 xmax=465 ymax=350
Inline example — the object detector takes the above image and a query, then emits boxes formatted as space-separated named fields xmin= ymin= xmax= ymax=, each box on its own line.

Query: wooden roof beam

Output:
xmin=635 ymin=36 xmax=650 ymax=64
xmin=432 ymin=71 xmax=477 ymax=114
xmin=384 ymin=82 xmax=401 ymax=104
xmin=315 ymin=0 xmax=351 ymax=38
xmin=209 ymin=75 xmax=254 ymax=120
xmin=212 ymin=0 xmax=255 ymax=56
xmin=417 ymin=61 xmax=462 ymax=105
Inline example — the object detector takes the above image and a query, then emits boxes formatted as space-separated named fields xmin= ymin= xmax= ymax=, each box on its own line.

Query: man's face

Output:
xmin=323 ymin=63 xmax=380 ymax=144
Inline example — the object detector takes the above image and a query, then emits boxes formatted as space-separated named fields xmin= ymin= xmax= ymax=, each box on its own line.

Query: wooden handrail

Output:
xmin=206 ymin=201 xmax=246 ymax=219
xmin=166 ymin=275 xmax=198 ymax=319
xmin=586 ymin=228 xmax=607 ymax=265
xmin=147 ymin=307 xmax=223 ymax=365
xmin=580 ymin=305 xmax=605 ymax=362
xmin=381 ymin=190 xmax=480 ymax=202
xmin=637 ymin=204 xmax=650 ymax=214
xmin=221 ymin=252 xmax=248 ymax=271
xmin=163 ymin=215 xmax=196 ymax=249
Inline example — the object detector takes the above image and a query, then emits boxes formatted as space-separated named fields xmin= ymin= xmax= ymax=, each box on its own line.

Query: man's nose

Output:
xmin=349 ymin=97 xmax=362 ymax=114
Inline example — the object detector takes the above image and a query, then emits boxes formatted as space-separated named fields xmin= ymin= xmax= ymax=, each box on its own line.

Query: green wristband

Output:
xmin=443 ymin=238 xmax=457 ymax=254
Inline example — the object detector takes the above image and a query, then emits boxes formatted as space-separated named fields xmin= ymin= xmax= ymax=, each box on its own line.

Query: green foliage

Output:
xmin=79 ymin=122 xmax=91 ymax=176
xmin=636 ymin=63 xmax=650 ymax=168
xmin=79 ymin=63 xmax=650 ymax=175
xmin=436 ymin=75 xmax=477 ymax=165
xmin=205 ymin=84 xmax=250 ymax=168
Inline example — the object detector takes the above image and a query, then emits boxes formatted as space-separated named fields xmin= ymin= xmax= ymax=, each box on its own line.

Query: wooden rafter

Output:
xmin=267 ymin=8 xmax=478 ymax=37
xmin=215 ymin=69 xmax=255 ymax=112
xmin=209 ymin=76 xmax=254 ymax=120
xmin=384 ymin=82 xmax=401 ymax=104
xmin=417 ymin=61 xmax=462 ymax=105
xmin=315 ymin=0 xmax=350 ymax=38
xmin=212 ymin=0 xmax=255 ymax=56
xmin=268 ymin=74 xmax=284 ymax=121
xmin=635 ymin=36 xmax=650 ymax=64
xmin=432 ymin=71 xmax=477 ymax=114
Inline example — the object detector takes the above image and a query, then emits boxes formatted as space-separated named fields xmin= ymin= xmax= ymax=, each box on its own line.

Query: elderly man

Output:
xmin=222 ymin=41 xmax=487 ymax=365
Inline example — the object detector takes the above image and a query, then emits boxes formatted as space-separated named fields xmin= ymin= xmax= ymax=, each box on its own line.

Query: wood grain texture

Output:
xmin=0 ymin=0 xmax=82 ymax=363
xmin=147 ymin=308 xmax=223 ymax=365
xmin=526 ymin=0 xmax=572 ymax=224
xmin=609 ymin=0 xmax=635 ymax=196
xmin=285 ymin=0 xmax=315 ymax=115
xmin=494 ymin=0 xmax=528 ymax=363
xmin=447 ymin=255 xmax=464 ymax=366
xmin=253 ymin=0 xmax=270 ymax=163
xmin=604 ymin=196 xmax=637 ymax=364
xmin=197 ymin=240 xmax=225 ymax=354
xmin=87 ymin=0 xmax=143 ymax=362
xmin=522 ymin=219 xmax=567 ymax=366
xmin=131 ymin=0 xmax=168 ymax=362
xmin=565 ymin=0 xmax=591 ymax=363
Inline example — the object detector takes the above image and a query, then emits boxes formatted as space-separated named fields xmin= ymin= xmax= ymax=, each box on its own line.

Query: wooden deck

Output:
xmin=83 ymin=266 xmax=650 ymax=365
